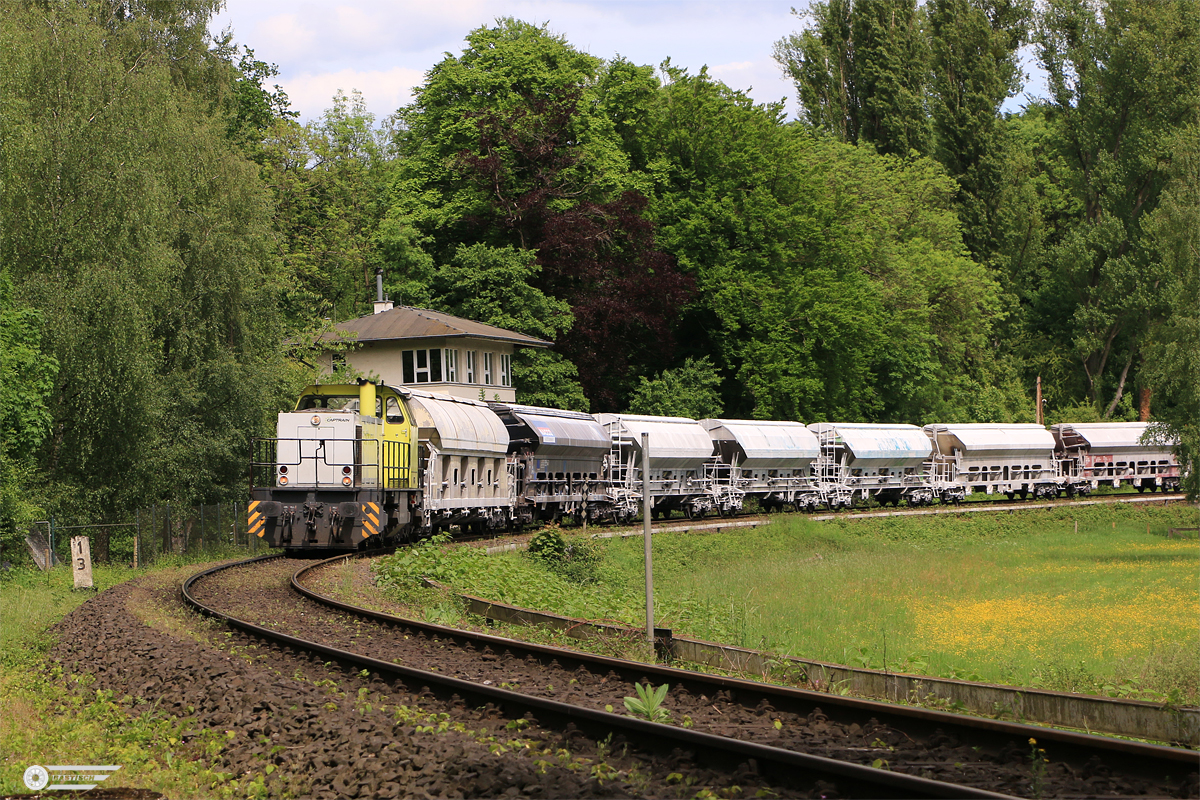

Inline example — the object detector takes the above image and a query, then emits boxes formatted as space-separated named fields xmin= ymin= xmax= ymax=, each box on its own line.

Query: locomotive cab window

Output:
xmin=298 ymin=395 xmax=358 ymax=411
xmin=385 ymin=397 xmax=404 ymax=424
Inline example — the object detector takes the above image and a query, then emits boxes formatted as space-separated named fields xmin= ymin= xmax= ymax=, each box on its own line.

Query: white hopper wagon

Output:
xmin=701 ymin=419 xmax=821 ymax=511
xmin=597 ymin=414 xmax=742 ymax=519
xmin=489 ymin=403 xmax=611 ymax=525
xmin=401 ymin=388 xmax=511 ymax=533
xmin=807 ymin=423 xmax=933 ymax=507
xmin=923 ymin=423 xmax=1058 ymax=501
xmin=1051 ymin=422 xmax=1181 ymax=493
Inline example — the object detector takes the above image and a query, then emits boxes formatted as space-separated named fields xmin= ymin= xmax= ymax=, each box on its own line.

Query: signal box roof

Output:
xmin=321 ymin=306 xmax=550 ymax=347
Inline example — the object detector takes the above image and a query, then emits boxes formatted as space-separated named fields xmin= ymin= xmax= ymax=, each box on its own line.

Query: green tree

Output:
xmin=775 ymin=0 xmax=931 ymax=156
xmin=0 ymin=0 xmax=288 ymax=531
xmin=1030 ymin=0 xmax=1199 ymax=416
xmin=1140 ymin=125 xmax=1199 ymax=499
xmin=628 ymin=357 xmax=723 ymax=420
xmin=389 ymin=20 xmax=689 ymax=410
xmin=264 ymin=90 xmax=389 ymax=324
xmin=928 ymin=0 xmax=1030 ymax=260
xmin=0 ymin=274 xmax=58 ymax=555
xmin=431 ymin=244 xmax=587 ymax=411
xmin=642 ymin=67 xmax=1023 ymax=423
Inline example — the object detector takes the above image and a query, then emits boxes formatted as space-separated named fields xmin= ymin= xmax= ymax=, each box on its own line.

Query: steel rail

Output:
xmin=182 ymin=556 xmax=1017 ymax=799
xmin=292 ymin=553 xmax=1198 ymax=788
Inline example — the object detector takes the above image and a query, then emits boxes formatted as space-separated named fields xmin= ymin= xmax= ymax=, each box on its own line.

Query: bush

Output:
xmin=526 ymin=524 xmax=601 ymax=584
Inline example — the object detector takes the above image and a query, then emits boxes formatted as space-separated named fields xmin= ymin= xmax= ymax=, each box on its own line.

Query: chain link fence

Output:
xmin=26 ymin=502 xmax=264 ymax=569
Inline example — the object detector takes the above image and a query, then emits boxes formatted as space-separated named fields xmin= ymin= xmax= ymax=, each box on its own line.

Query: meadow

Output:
xmin=376 ymin=502 xmax=1200 ymax=704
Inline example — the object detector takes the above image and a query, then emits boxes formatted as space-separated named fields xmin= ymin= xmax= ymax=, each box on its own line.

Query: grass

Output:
xmin=0 ymin=547 xmax=268 ymax=797
xmin=377 ymin=503 xmax=1199 ymax=705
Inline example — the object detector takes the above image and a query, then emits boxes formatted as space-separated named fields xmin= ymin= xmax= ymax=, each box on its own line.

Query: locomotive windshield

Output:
xmin=298 ymin=394 xmax=360 ymax=411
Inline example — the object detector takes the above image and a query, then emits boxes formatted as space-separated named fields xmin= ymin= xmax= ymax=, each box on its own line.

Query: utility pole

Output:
xmin=642 ymin=432 xmax=654 ymax=645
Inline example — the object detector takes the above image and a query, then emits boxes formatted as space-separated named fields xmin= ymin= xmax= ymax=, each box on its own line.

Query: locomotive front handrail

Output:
xmin=251 ymin=436 xmax=413 ymax=490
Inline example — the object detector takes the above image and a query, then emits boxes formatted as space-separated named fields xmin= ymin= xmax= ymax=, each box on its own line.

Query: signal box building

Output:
xmin=314 ymin=301 xmax=550 ymax=404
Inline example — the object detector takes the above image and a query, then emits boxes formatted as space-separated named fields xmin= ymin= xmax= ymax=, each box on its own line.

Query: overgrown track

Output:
xmin=186 ymin=554 xmax=1197 ymax=798
xmin=463 ymin=492 xmax=1189 ymax=543
xmin=182 ymin=555 xmax=1019 ymax=799
xmin=290 ymin=554 xmax=1198 ymax=793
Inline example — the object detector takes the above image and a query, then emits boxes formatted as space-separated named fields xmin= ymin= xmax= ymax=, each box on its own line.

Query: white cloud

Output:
xmin=282 ymin=67 xmax=427 ymax=121
xmin=255 ymin=13 xmax=318 ymax=63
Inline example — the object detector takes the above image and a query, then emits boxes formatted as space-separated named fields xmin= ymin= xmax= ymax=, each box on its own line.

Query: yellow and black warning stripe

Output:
xmin=361 ymin=502 xmax=381 ymax=538
xmin=248 ymin=500 xmax=266 ymax=539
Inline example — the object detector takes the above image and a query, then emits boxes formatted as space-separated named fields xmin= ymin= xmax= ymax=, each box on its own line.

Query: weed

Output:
xmin=623 ymin=682 xmax=672 ymax=724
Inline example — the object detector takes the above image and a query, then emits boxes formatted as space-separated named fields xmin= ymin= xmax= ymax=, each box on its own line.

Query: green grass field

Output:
xmin=378 ymin=503 xmax=1199 ymax=704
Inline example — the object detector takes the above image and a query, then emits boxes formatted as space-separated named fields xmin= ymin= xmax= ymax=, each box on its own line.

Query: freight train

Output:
xmin=247 ymin=381 xmax=1183 ymax=550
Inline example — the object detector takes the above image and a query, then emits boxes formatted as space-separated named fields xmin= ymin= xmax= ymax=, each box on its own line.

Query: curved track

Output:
xmin=183 ymin=556 xmax=1018 ymax=798
xmin=184 ymin=555 xmax=1196 ymax=799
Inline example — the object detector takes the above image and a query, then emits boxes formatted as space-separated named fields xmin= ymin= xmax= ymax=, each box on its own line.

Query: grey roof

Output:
xmin=322 ymin=306 xmax=551 ymax=347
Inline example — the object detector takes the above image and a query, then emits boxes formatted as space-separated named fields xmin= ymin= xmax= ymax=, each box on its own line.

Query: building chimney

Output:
xmin=373 ymin=267 xmax=393 ymax=314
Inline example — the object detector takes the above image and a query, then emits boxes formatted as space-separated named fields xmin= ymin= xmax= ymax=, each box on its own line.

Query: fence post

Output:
xmin=165 ymin=504 xmax=171 ymax=555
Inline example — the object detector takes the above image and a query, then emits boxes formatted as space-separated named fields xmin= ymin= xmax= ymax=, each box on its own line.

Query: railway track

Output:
xmin=183 ymin=554 xmax=1198 ymax=799
xmin=457 ymin=491 xmax=1189 ymax=544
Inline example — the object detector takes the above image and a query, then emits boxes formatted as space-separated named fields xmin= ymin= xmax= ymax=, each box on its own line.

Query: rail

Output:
xmin=182 ymin=555 xmax=1014 ymax=799
xmin=287 ymin=554 xmax=1197 ymax=788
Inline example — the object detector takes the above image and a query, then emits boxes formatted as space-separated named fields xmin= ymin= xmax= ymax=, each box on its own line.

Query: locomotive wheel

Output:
xmin=1136 ymin=484 xmax=1146 ymax=493
xmin=1019 ymin=489 xmax=1029 ymax=500
xmin=1005 ymin=491 xmax=1015 ymax=500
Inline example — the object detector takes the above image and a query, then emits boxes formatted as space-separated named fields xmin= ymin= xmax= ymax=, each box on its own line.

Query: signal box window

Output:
xmin=402 ymin=349 xmax=443 ymax=384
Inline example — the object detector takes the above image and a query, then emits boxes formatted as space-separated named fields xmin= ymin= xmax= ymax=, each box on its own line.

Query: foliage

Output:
xmin=1025 ymin=0 xmax=1199 ymax=415
xmin=623 ymin=682 xmax=672 ymax=724
xmin=263 ymin=90 xmax=389 ymax=325
xmin=0 ymin=274 xmax=58 ymax=549
xmin=1140 ymin=124 xmax=1200 ymax=499
xmin=526 ymin=526 xmax=568 ymax=562
xmin=774 ymin=0 xmax=931 ymax=156
xmin=628 ymin=357 xmax=723 ymax=420
xmin=390 ymin=19 xmax=692 ymax=409
xmin=0 ymin=0 xmax=290 ymax=528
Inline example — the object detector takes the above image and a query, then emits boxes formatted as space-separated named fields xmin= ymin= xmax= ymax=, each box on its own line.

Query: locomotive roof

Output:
xmin=320 ymin=306 xmax=551 ymax=347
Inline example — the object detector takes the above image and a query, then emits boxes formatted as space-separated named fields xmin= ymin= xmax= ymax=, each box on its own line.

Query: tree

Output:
xmin=264 ymin=90 xmax=389 ymax=325
xmin=430 ymin=244 xmax=588 ymax=410
xmin=775 ymin=0 xmax=931 ymax=156
xmin=0 ymin=274 xmax=58 ymax=555
xmin=1140 ymin=125 xmax=1199 ymax=499
xmin=628 ymin=357 xmax=723 ymax=419
xmin=928 ymin=0 xmax=1030 ymax=260
xmin=390 ymin=20 xmax=692 ymax=409
xmin=641 ymin=67 xmax=1023 ymax=423
xmin=0 ymin=0 xmax=288 ymax=530
xmin=1030 ymin=0 xmax=1199 ymax=416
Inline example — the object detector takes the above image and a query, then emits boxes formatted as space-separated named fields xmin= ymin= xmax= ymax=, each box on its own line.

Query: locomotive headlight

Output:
xmin=342 ymin=476 xmax=352 ymax=486
xmin=279 ymin=475 xmax=289 ymax=486
xmin=342 ymin=466 xmax=352 ymax=475
xmin=311 ymin=415 xmax=321 ymax=426
xmin=278 ymin=465 xmax=288 ymax=475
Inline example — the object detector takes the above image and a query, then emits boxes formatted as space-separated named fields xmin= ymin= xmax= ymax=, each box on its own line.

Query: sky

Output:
xmin=208 ymin=0 xmax=1043 ymax=126
xmin=208 ymin=1 xmax=812 ymax=124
